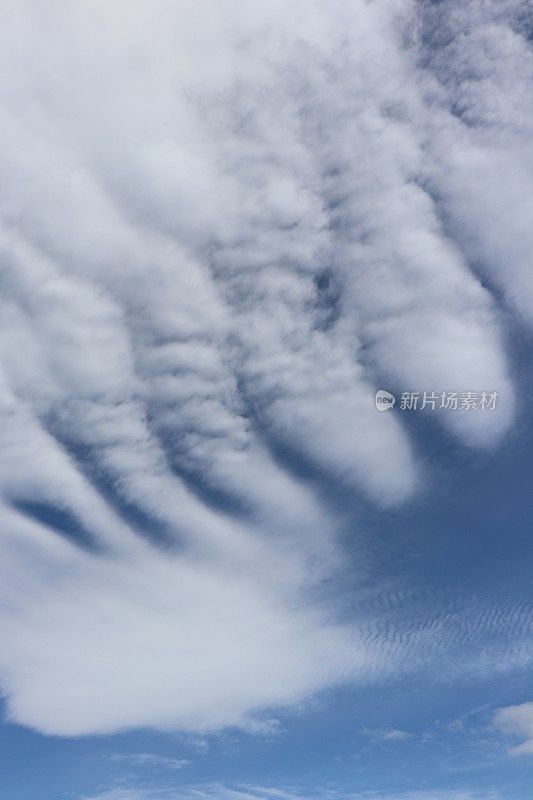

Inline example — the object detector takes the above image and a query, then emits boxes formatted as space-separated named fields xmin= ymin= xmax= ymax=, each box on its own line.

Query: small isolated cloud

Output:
xmin=493 ymin=701 xmax=533 ymax=757
xmin=380 ymin=729 xmax=412 ymax=742
xmin=361 ymin=727 xmax=412 ymax=743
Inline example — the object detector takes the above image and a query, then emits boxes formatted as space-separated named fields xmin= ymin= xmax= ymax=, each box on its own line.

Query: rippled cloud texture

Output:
xmin=0 ymin=0 xmax=531 ymax=736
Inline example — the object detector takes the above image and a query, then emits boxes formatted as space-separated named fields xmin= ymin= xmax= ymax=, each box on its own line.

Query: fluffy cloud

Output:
xmin=493 ymin=701 xmax=533 ymax=756
xmin=0 ymin=0 xmax=530 ymax=736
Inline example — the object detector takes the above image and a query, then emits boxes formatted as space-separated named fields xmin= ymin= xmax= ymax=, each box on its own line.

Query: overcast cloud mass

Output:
xmin=0 ymin=0 xmax=532 ymax=746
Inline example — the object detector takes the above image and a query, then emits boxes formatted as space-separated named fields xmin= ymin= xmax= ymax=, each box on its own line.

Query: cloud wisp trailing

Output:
xmin=0 ymin=0 xmax=531 ymax=737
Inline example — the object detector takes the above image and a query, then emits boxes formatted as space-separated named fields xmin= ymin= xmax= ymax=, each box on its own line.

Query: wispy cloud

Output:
xmin=80 ymin=784 xmax=501 ymax=800
xmin=348 ymin=792 xmax=500 ymax=800
xmin=361 ymin=727 xmax=412 ymax=743
xmin=110 ymin=753 xmax=190 ymax=770
xmin=380 ymin=730 xmax=412 ymax=742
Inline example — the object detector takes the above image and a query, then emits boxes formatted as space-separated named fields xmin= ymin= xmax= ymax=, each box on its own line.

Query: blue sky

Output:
xmin=0 ymin=1 xmax=532 ymax=799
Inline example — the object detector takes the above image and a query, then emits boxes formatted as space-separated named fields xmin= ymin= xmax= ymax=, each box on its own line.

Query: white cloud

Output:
xmin=493 ymin=701 xmax=533 ymax=757
xmin=418 ymin=0 xmax=533 ymax=326
xmin=380 ymin=729 xmax=412 ymax=742
xmin=0 ymin=0 xmax=530 ymax=737
xmin=361 ymin=727 xmax=412 ymax=742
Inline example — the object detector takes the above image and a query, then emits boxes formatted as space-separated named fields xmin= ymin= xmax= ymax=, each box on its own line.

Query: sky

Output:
xmin=0 ymin=0 xmax=532 ymax=798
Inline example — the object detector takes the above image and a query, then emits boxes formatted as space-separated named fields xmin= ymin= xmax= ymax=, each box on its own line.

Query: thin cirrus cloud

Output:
xmin=80 ymin=785 xmax=501 ymax=800
xmin=110 ymin=754 xmax=190 ymax=770
xmin=0 ymin=0 xmax=530 ymax=737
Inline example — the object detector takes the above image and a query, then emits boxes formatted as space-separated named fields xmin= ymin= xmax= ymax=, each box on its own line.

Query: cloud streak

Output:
xmin=80 ymin=784 xmax=501 ymax=800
